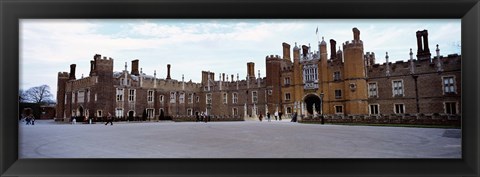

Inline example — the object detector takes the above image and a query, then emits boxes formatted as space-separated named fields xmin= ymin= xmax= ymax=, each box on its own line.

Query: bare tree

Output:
xmin=23 ymin=85 xmax=54 ymax=104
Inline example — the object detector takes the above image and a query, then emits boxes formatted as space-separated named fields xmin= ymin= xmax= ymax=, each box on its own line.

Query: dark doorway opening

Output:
xmin=304 ymin=94 xmax=321 ymax=115
xmin=128 ymin=111 xmax=134 ymax=121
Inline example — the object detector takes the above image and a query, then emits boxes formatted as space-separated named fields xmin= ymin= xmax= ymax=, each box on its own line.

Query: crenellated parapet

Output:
xmin=58 ymin=72 xmax=69 ymax=78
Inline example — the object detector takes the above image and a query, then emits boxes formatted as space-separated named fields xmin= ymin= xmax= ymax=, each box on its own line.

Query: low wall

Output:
xmin=299 ymin=114 xmax=461 ymax=126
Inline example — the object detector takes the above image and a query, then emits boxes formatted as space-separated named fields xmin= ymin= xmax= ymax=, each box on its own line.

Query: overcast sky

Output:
xmin=20 ymin=19 xmax=461 ymax=100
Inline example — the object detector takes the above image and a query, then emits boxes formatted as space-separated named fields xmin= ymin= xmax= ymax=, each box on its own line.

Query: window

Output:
xmin=287 ymin=107 xmax=292 ymax=114
xmin=146 ymin=109 xmax=154 ymax=118
xmin=147 ymin=90 xmax=154 ymax=102
xmin=285 ymin=93 xmax=291 ymax=101
xmin=284 ymin=77 xmax=291 ymax=85
xmin=232 ymin=108 xmax=238 ymax=116
xmin=369 ymin=104 xmax=379 ymax=115
xmin=394 ymin=104 xmax=404 ymax=114
xmin=252 ymin=91 xmax=258 ymax=103
xmin=72 ymin=92 xmax=75 ymax=103
xmin=335 ymin=90 xmax=342 ymax=99
xmin=116 ymin=88 xmax=124 ymax=102
xmin=188 ymin=94 xmax=193 ymax=103
xmin=77 ymin=91 xmax=85 ymax=103
xmin=232 ymin=93 xmax=238 ymax=104
xmin=179 ymin=93 xmax=185 ymax=104
xmin=94 ymin=93 xmax=97 ymax=102
xmin=64 ymin=94 xmax=67 ymax=105
xmin=115 ymin=108 xmax=123 ymax=118
xmin=368 ymin=83 xmax=377 ymax=97
xmin=196 ymin=96 xmax=200 ymax=103
xmin=445 ymin=102 xmax=457 ymax=114
xmin=159 ymin=95 xmax=164 ymax=103
xmin=333 ymin=71 xmax=341 ymax=81
xmin=392 ymin=80 xmax=404 ymax=97
xmin=443 ymin=76 xmax=456 ymax=94
xmin=187 ymin=109 xmax=193 ymax=116
xmin=223 ymin=93 xmax=228 ymax=104
xmin=303 ymin=65 xmax=318 ymax=83
xmin=206 ymin=93 xmax=212 ymax=104
xmin=335 ymin=105 xmax=343 ymax=114
xmin=170 ymin=92 xmax=176 ymax=103
xmin=97 ymin=110 xmax=102 ymax=117
xmin=86 ymin=90 xmax=90 ymax=102
xmin=128 ymin=89 xmax=136 ymax=102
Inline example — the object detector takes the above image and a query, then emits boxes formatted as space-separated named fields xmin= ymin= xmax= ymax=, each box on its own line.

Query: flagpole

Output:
xmin=315 ymin=26 xmax=319 ymax=43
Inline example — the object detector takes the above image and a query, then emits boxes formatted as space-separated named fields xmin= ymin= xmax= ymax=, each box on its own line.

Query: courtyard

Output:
xmin=19 ymin=120 xmax=461 ymax=158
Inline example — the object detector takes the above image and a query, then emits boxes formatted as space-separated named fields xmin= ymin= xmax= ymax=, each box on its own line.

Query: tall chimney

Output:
xmin=422 ymin=30 xmax=430 ymax=53
xmin=69 ymin=64 xmax=76 ymax=80
xmin=131 ymin=59 xmax=139 ymax=76
xmin=247 ymin=62 xmax=255 ymax=79
xmin=301 ymin=45 xmax=309 ymax=57
xmin=353 ymin=27 xmax=360 ymax=41
xmin=330 ymin=39 xmax=337 ymax=59
xmin=222 ymin=73 xmax=225 ymax=82
xmin=166 ymin=64 xmax=171 ymax=80
xmin=416 ymin=31 xmax=423 ymax=53
xmin=282 ymin=42 xmax=291 ymax=60
xmin=89 ymin=60 xmax=95 ymax=76
xmin=231 ymin=74 xmax=234 ymax=82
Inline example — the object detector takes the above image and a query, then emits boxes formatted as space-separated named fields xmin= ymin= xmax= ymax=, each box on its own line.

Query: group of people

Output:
xmin=195 ymin=112 xmax=210 ymax=123
xmin=259 ymin=111 xmax=284 ymax=122
xmin=22 ymin=114 xmax=35 ymax=125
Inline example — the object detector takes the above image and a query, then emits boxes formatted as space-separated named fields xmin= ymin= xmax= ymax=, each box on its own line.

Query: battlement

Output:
xmin=266 ymin=54 xmax=282 ymax=60
xmin=368 ymin=54 xmax=461 ymax=78
xmin=58 ymin=72 xmax=69 ymax=78
xmin=342 ymin=40 xmax=363 ymax=49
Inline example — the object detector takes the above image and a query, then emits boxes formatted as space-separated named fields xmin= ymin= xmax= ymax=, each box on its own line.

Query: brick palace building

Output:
xmin=56 ymin=28 xmax=461 ymax=124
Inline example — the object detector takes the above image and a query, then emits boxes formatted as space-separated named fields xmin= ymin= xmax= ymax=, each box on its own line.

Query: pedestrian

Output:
xmin=279 ymin=111 xmax=283 ymax=121
xmin=26 ymin=116 xmax=31 ymax=125
xmin=72 ymin=117 xmax=76 ymax=125
xmin=105 ymin=112 xmax=113 ymax=126
xmin=274 ymin=111 xmax=278 ymax=121
xmin=31 ymin=116 xmax=35 ymax=125
xmin=291 ymin=112 xmax=298 ymax=122
xmin=266 ymin=112 xmax=271 ymax=122
xmin=259 ymin=113 xmax=263 ymax=121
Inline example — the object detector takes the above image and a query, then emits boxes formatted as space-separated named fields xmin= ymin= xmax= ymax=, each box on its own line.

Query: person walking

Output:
xmin=291 ymin=112 xmax=298 ymax=122
xmin=279 ymin=111 xmax=283 ymax=121
xmin=274 ymin=111 xmax=278 ymax=121
xmin=266 ymin=112 xmax=271 ymax=122
xmin=105 ymin=112 xmax=113 ymax=126
xmin=195 ymin=112 xmax=200 ymax=122
xmin=259 ymin=113 xmax=263 ymax=121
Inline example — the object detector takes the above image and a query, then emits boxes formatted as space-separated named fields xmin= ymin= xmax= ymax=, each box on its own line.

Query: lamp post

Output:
xmin=320 ymin=92 xmax=324 ymax=124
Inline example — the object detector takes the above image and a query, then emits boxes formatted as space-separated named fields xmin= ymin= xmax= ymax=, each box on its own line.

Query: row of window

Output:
xmin=368 ymin=76 xmax=456 ymax=98
xmin=330 ymin=102 xmax=457 ymax=115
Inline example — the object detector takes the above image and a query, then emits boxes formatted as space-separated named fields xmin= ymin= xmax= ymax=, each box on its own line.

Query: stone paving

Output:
xmin=19 ymin=120 xmax=461 ymax=158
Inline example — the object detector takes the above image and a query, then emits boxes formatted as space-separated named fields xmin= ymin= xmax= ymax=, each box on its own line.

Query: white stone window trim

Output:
xmin=368 ymin=82 xmax=378 ymax=98
xmin=441 ymin=75 xmax=457 ymax=95
xmin=391 ymin=79 xmax=404 ymax=97
xmin=223 ymin=92 xmax=228 ymax=104
xmin=232 ymin=92 xmax=238 ymax=104
xmin=443 ymin=101 xmax=459 ymax=115
xmin=368 ymin=104 xmax=380 ymax=115
xmin=116 ymin=88 xmax=124 ymax=102
xmin=334 ymin=105 xmax=344 ymax=114
xmin=252 ymin=91 xmax=258 ymax=103
xmin=285 ymin=92 xmax=291 ymax=101
xmin=393 ymin=103 xmax=405 ymax=114
xmin=147 ymin=90 xmax=154 ymax=103
xmin=128 ymin=89 xmax=136 ymax=102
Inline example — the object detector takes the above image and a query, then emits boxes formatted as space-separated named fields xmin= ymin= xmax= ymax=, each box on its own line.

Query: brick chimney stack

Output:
xmin=131 ymin=59 xmax=139 ymax=76
xmin=166 ymin=64 xmax=171 ymax=80
xmin=69 ymin=64 xmax=76 ymax=80
xmin=330 ymin=39 xmax=337 ymax=59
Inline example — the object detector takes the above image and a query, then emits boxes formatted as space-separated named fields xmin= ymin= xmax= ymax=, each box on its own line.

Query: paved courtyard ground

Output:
xmin=19 ymin=120 xmax=461 ymax=158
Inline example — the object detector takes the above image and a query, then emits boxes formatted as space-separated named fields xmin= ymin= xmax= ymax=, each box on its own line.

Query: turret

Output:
xmin=293 ymin=42 xmax=300 ymax=63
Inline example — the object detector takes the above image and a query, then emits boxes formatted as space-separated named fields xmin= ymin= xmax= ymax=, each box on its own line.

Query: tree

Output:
xmin=22 ymin=85 xmax=54 ymax=104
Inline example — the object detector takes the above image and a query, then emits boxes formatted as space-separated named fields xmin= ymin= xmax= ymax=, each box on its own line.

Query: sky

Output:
xmin=20 ymin=19 xmax=461 ymax=101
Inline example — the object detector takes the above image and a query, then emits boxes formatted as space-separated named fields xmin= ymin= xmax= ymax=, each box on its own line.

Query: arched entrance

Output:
xmin=304 ymin=94 xmax=321 ymax=115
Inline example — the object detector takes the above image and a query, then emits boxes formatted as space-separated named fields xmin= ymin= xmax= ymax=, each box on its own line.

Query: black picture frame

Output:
xmin=1 ymin=0 xmax=478 ymax=176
